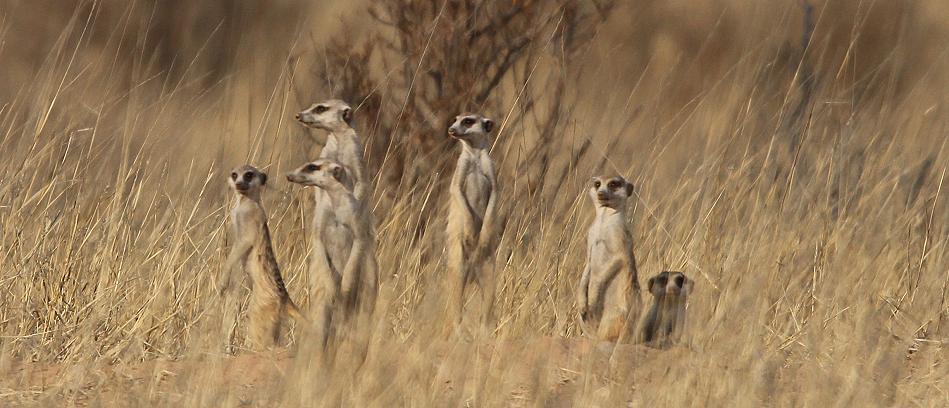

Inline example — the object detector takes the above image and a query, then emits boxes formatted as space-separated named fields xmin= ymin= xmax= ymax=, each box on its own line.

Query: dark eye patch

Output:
xmin=461 ymin=118 xmax=475 ymax=126
xmin=305 ymin=164 xmax=319 ymax=172
xmin=314 ymin=105 xmax=328 ymax=114
xmin=230 ymin=172 xmax=238 ymax=180
xmin=608 ymin=180 xmax=621 ymax=189
xmin=243 ymin=172 xmax=254 ymax=181
xmin=674 ymin=275 xmax=684 ymax=287
xmin=593 ymin=180 xmax=601 ymax=188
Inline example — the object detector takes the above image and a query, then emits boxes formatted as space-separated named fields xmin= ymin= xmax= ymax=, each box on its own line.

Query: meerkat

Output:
xmin=578 ymin=175 xmax=642 ymax=343
xmin=221 ymin=165 xmax=307 ymax=350
xmin=287 ymin=159 xmax=378 ymax=346
xmin=640 ymin=271 xmax=693 ymax=347
xmin=295 ymin=99 xmax=369 ymax=202
xmin=446 ymin=113 xmax=500 ymax=330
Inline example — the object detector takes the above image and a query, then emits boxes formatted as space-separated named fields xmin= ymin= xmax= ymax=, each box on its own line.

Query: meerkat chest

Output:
xmin=587 ymin=217 xmax=630 ymax=268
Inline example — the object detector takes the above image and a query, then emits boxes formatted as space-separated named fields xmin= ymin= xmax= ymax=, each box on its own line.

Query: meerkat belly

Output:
xmin=322 ymin=217 xmax=354 ymax=275
xmin=463 ymin=170 xmax=491 ymax=220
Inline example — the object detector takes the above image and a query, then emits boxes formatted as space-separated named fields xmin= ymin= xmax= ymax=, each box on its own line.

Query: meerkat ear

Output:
xmin=646 ymin=275 xmax=666 ymax=297
xmin=625 ymin=181 xmax=634 ymax=196
xmin=341 ymin=107 xmax=353 ymax=125
xmin=682 ymin=276 xmax=694 ymax=296
xmin=482 ymin=118 xmax=494 ymax=133
xmin=259 ymin=172 xmax=268 ymax=186
xmin=331 ymin=165 xmax=345 ymax=183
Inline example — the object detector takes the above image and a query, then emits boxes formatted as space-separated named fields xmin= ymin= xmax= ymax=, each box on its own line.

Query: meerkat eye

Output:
xmin=674 ymin=275 xmax=685 ymax=287
xmin=314 ymin=105 xmax=328 ymax=114
xmin=305 ymin=164 xmax=319 ymax=172
xmin=230 ymin=172 xmax=238 ymax=180
xmin=461 ymin=118 xmax=475 ymax=126
xmin=593 ymin=180 xmax=601 ymax=189
xmin=243 ymin=172 xmax=254 ymax=181
xmin=608 ymin=180 xmax=621 ymax=189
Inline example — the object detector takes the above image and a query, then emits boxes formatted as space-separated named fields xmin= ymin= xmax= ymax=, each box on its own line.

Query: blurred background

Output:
xmin=0 ymin=0 xmax=947 ymax=405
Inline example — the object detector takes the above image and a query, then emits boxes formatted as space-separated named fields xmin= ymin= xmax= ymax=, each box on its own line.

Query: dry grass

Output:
xmin=0 ymin=0 xmax=947 ymax=406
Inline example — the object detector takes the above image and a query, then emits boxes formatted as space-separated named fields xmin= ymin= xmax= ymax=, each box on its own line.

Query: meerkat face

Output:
xmin=286 ymin=159 xmax=353 ymax=192
xmin=588 ymin=175 xmax=634 ymax=209
xmin=229 ymin=165 xmax=267 ymax=196
xmin=447 ymin=113 xmax=494 ymax=146
xmin=647 ymin=271 xmax=693 ymax=299
xmin=295 ymin=99 xmax=353 ymax=131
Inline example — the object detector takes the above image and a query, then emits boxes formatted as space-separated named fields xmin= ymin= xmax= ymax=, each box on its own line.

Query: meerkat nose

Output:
xmin=294 ymin=113 xmax=301 ymax=120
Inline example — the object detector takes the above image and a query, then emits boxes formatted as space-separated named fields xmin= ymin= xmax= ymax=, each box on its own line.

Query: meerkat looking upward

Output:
xmin=446 ymin=113 xmax=499 ymax=331
xmin=578 ymin=175 xmax=642 ymax=343
xmin=222 ymin=165 xmax=307 ymax=350
xmin=287 ymin=159 xmax=379 ymax=347
xmin=640 ymin=271 xmax=693 ymax=347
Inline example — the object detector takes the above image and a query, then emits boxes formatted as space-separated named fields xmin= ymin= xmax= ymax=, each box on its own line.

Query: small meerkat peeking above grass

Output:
xmin=641 ymin=271 xmax=693 ymax=348
xmin=222 ymin=165 xmax=307 ymax=351
xmin=578 ymin=175 xmax=642 ymax=343
xmin=446 ymin=112 xmax=500 ymax=333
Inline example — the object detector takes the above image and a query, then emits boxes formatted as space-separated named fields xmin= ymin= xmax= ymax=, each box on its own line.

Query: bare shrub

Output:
xmin=311 ymin=0 xmax=615 ymax=188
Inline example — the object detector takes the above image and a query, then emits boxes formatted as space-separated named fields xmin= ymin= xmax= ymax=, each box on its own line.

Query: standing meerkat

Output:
xmin=446 ymin=113 xmax=499 ymax=330
xmin=578 ymin=175 xmax=642 ymax=343
xmin=287 ymin=159 xmax=379 ymax=346
xmin=640 ymin=271 xmax=693 ymax=347
xmin=295 ymin=99 xmax=369 ymax=202
xmin=221 ymin=165 xmax=307 ymax=350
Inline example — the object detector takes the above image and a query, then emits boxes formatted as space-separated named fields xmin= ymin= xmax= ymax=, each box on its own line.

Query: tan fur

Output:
xmin=446 ymin=113 xmax=499 ymax=331
xmin=578 ymin=175 xmax=642 ymax=342
xmin=287 ymin=159 xmax=378 ymax=349
xmin=296 ymin=99 xmax=369 ymax=202
xmin=640 ymin=271 xmax=693 ymax=348
xmin=221 ymin=165 xmax=306 ymax=351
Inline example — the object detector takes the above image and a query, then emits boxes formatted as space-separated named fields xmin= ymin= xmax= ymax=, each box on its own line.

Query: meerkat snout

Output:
xmin=286 ymin=159 xmax=353 ymax=192
xmin=589 ymin=176 xmax=634 ymax=208
xmin=669 ymin=274 xmax=686 ymax=294
xmin=447 ymin=113 xmax=494 ymax=144
xmin=229 ymin=166 xmax=267 ymax=195
xmin=296 ymin=99 xmax=353 ymax=131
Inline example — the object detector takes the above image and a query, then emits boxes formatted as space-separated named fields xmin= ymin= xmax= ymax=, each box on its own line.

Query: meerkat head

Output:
xmin=229 ymin=165 xmax=267 ymax=198
xmin=588 ymin=175 xmax=634 ymax=209
xmin=447 ymin=113 xmax=494 ymax=148
xmin=647 ymin=271 xmax=693 ymax=300
xmin=286 ymin=159 xmax=354 ymax=193
xmin=295 ymin=99 xmax=354 ymax=131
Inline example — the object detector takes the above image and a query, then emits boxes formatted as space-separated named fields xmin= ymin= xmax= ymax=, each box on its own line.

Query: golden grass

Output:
xmin=0 ymin=0 xmax=946 ymax=406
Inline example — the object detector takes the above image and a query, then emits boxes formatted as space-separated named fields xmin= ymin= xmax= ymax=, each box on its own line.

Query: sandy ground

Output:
xmin=0 ymin=337 xmax=705 ymax=407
